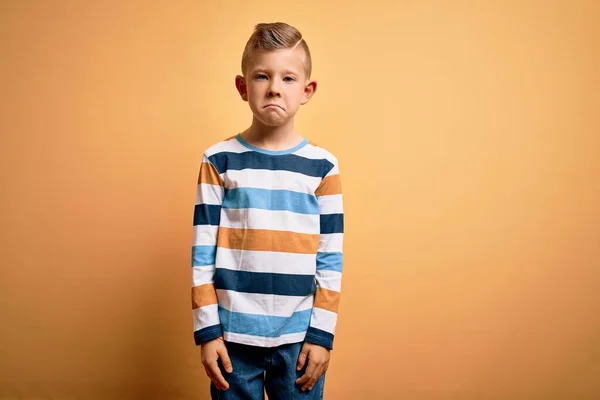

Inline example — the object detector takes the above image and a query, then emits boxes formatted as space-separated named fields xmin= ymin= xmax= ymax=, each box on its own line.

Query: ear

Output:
xmin=301 ymin=80 xmax=317 ymax=105
xmin=235 ymin=75 xmax=248 ymax=101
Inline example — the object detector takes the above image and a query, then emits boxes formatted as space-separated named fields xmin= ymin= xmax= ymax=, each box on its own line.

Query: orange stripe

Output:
xmin=218 ymin=227 xmax=319 ymax=254
xmin=192 ymin=283 xmax=218 ymax=309
xmin=315 ymin=174 xmax=342 ymax=196
xmin=198 ymin=161 xmax=224 ymax=186
xmin=314 ymin=287 xmax=340 ymax=313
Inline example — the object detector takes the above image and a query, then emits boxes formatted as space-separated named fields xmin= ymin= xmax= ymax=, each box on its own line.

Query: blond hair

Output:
xmin=241 ymin=22 xmax=312 ymax=79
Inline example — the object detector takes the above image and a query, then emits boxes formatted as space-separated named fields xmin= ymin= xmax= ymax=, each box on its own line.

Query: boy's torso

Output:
xmin=205 ymin=134 xmax=336 ymax=348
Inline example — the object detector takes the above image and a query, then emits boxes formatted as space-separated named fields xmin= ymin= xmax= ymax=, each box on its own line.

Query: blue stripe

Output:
xmin=192 ymin=245 xmax=217 ymax=266
xmin=208 ymin=151 xmax=332 ymax=178
xmin=219 ymin=307 xmax=311 ymax=337
xmin=193 ymin=204 xmax=221 ymax=226
xmin=320 ymin=213 xmax=344 ymax=234
xmin=223 ymin=188 xmax=319 ymax=215
xmin=214 ymin=268 xmax=316 ymax=296
xmin=316 ymin=252 xmax=343 ymax=272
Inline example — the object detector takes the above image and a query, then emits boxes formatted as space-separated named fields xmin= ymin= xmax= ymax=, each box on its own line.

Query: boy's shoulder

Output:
xmin=296 ymin=140 xmax=341 ymax=179
xmin=202 ymin=135 xmax=243 ymax=158
xmin=202 ymin=134 xmax=340 ymax=165
xmin=300 ymin=139 xmax=340 ymax=165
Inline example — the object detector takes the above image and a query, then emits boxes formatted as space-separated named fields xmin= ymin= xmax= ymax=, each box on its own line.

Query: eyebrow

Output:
xmin=251 ymin=68 xmax=300 ymax=76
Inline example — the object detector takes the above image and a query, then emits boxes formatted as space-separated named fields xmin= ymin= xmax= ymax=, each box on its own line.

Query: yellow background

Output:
xmin=1 ymin=1 xmax=599 ymax=399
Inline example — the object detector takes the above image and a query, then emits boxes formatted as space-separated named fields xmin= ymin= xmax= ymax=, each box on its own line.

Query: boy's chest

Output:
xmin=221 ymin=168 xmax=322 ymax=196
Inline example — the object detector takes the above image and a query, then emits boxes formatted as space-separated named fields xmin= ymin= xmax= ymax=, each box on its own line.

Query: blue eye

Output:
xmin=256 ymin=74 xmax=267 ymax=80
xmin=283 ymin=77 xmax=295 ymax=83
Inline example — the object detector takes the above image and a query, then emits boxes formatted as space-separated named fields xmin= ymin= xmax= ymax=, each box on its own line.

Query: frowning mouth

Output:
xmin=264 ymin=104 xmax=284 ymax=110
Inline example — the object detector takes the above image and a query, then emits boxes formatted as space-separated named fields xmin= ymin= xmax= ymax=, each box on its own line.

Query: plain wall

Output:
xmin=1 ymin=0 xmax=599 ymax=398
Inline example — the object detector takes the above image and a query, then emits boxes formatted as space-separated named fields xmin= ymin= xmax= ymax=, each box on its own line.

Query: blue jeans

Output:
xmin=210 ymin=341 xmax=326 ymax=400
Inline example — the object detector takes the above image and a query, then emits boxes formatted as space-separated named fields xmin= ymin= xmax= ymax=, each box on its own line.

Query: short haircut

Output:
xmin=241 ymin=22 xmax=312 ymax=79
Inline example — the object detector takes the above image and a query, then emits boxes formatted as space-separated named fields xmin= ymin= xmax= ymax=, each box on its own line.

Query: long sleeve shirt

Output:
xmin=191 ymin=133 xmax=344 ymax=350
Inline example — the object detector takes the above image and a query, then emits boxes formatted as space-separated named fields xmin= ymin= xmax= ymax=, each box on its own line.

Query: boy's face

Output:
xmin=235 ymin=47 xmax=316 ymax=127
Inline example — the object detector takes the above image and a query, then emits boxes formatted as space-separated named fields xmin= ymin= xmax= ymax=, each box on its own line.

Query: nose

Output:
xmin=267 ymin=80 xmax=281 ymax=97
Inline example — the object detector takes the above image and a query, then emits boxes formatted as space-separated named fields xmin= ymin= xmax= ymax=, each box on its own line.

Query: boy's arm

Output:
xmin=191 ymin=153 xmax=224 ymax=345
xmin=306 ymin=158 xmax=344 ymax=350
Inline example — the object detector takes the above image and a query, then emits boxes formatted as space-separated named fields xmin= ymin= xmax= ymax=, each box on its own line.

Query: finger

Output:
xmin=209 ymin=361 xmax=229 ymax=390
xmin=218 ymin=347 xmax=233 ymax=373
xmin=303 ymin=365 xmax=325 ymax=392
xmin=296 ymin=372 xmax=310 ymax=386
xmin=295 ymin=364 xmax=313 ymax=386
xmin=305 ymin=364 xmax=326 ymax=391
xmin=204 ymin=365 xmax=227 ymax=391
xmin=204 ymin=366 xmax=223 ymax=391
xmin=301 ymin=371 xmax=315 ymax=391
xmin=297 ymin=349 xmax=308 ymax=370
xmin=296 ymin=360 xmax=317 ymax=387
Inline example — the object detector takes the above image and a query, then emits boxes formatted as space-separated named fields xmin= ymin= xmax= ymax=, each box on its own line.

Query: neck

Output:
xmin=241 ymin=117 xmax=303 ymax=151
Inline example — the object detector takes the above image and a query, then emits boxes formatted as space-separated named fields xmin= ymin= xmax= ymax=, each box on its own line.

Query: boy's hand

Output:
xmin=201 ymin=336 xmax=233 ymax=391
xmin=295 ymin=342 xmax=330 ymax=392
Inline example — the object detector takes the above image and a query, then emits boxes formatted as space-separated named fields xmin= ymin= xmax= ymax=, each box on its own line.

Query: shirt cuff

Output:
xmin=194 ymin=324 xmax=223 ymax=346
xmin=305 ymin=327 xmax=334 ymax=350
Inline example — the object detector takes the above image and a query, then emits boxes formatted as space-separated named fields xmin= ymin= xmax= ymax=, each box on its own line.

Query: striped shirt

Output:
xmin=191 ymin=133 xmax=344 ymax=350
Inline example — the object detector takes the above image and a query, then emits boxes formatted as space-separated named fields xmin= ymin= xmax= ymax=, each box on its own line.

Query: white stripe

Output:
xmin=220 ymin=208 xmax=320 ymax=234
xmin=195 ymin=183 xmax=224 ymax=205
xmin=192 ymin=304 xmax=220 ymax=331
xmin=318 ymin=233 xmax=343 ymax=252
xmin=216 ymin=290 xmax=313 ymax=317
xmin=315 ymin=270 xmax=342 ymax=292
xmin=205 ymin=137 xmax=249 ymax=156
xmin=223 ymin=331 xmax=307 ymax=348
xmin=216 ymin=248 xmax=317 ymax=275
xmin=294 ymin=143 xmax=336 ymax=161
xmin=192 ymin=225 xmax=219 ymax=246
xmin=310 ymin=307 xmax=338 ymax=334
xmin=224 ymin=168 xmax=321 ymax=194
xmin=192 ymin=266 xmax=215 ymax=287
xmin=318 ymin=194 xmax=343 ymax=214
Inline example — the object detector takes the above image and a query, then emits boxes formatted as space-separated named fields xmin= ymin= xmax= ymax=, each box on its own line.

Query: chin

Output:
xmin=262 ymin=120 xmax=288 ymax=127
xmin=255 ymin=114 xmax=289 ymax=127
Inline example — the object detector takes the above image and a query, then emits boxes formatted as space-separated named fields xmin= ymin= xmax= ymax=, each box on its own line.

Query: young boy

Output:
xmin=191 ymin=22 xmax=344 ymax=399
